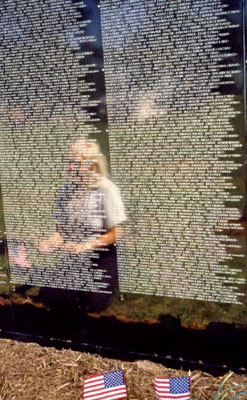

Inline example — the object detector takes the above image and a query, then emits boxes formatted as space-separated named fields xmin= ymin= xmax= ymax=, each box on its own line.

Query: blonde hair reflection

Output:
xmin=68 ymin=138 xmax=108 ymax=177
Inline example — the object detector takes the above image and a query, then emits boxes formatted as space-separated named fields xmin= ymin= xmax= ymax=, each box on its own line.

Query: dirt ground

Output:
xmin=0 ymin=338 xmax=247 ymax=400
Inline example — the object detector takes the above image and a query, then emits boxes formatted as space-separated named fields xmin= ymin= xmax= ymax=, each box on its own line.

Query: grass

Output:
xmin=192 ymin=372 xmax=247 ymax=400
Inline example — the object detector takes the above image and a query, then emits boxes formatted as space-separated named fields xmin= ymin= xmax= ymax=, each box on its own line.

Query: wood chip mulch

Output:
xmin=0 ymin=338 xmax=247 ymax=400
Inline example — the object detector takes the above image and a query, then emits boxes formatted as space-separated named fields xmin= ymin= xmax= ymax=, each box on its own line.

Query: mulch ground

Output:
xmin=0 ymin=338 xmax=247 ymax=400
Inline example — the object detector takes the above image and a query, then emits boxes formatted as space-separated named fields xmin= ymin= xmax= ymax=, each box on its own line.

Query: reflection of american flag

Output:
xmin=8 ymin=240 xmax=32 ymax=269
xmin=83 ymin=370 xmax=127 ymax=400
xmin=155 ymin=377 xmax=190 ymax=400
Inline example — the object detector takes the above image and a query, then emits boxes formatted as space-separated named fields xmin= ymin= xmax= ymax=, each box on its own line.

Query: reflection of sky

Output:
xmin=1 ymin=2 xmax=78 ymax=48
xmin=0 ymin=0 xmax=243 ymax=120
xmin=102 ymin=0 xmax=243 ymax=102
xmin=0 ymin=0 xmax=103 ymax=52
xmin=0 ymin=0 xmax=103 ymax=119
xmin=64 ymin=0 xmax=102 ymax=48
xmin=1 ymin=13 xmax=26 ymax=41
xmin=103 ymin=0 xmax=243 ymax=48
xmin=83 ymin=0 xmax=102 ymax=43
xmin=0 ymin=0 xmax=243 ymax=60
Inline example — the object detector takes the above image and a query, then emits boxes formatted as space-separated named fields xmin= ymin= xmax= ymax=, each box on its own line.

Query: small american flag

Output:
xmin=83 ymin=370 xmax=127 ymax=400
xmin=8 ymin=239 xmax=32 ymax=269
xmin=155 ymin=376 xmax=190 ymax=400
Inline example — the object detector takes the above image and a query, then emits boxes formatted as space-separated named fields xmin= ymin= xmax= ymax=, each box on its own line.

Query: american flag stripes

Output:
xmin=83 ymin=370 xmax=127 ymax=400
xmin=155 ymin=376 xmax=190 ymax=400
xmin=8 ymin=239 xmax=32 ymax=269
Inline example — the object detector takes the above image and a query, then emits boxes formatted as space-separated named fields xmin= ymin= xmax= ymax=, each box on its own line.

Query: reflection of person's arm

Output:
xmin=64 ymin=226 xmax=123 ymax=254
xmin=93 ymin=225 xmax=123 ymax=247
xmin=38 ymin=231 xmax=64 ymax=253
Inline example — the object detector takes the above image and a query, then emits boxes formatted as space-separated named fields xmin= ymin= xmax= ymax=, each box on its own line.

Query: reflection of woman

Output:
xmin=38 ymin=138 xmax=126 ymax=311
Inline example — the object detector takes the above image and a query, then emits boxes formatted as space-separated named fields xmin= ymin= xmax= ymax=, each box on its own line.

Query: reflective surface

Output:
xmin=0 ymin=0 xmax=246 ymax=368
